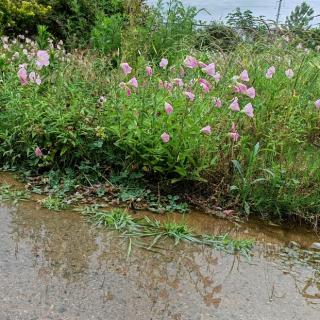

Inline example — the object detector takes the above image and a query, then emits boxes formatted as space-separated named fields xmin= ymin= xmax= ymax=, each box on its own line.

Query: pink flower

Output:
xmin=234 ymin=83 xmax=247 ymax=94
xmin=243 ymin=103 xmax=254 ymax=118
xmin=184 ymin=55 xmax=198 ymax=68
xmin=29 ymin=71 xmax=41 ymax=85
xmin=184 ymin=91 xmax=195 ymax=101
xmin=120 ymin=62 xmax=132 ymax=75
xmin=159 ymin=58 xmax=168 ymax=69
xmin=213 ymin=72 xmax=221 ymax=82
xmin=200 ymin=83 xmax=210 ymax=93
xmin=266 ymin=66 xmax=276 ymax=79
xmin=161 ymin=132 xmax=170 ymax=143
xmin=202 ymin=63 xmax=215 ymax=76
xmin=240 ymin=70 xmax=249 ymax=82
xmin=229 ymin=123 xmax=240 ymax=142
xmin=164 ymin=81 xmax=173 ymax=91
xmin=35 ymin=147 xmax=43 ymax=157
xmin=173 ymin=78 xmax=184 ymax=87
xmin=285 ymin=69 xmax=294 ymax=79
xmin=200 ymin=125 xmax=212 ymax=135
xmin=126 ymin=88 xmax=132 ymax=96
xmin=17 ymin=67 xmax=28 ymax=85
xmin=234 ymin=86 xmax=240 ymax=94
xmin=146 ymin=66 xmax=153 ymax=76
xmin=35 ymin=76 xmax=42 ymax=85
xmin=198 ymin=61 xmax=207 ymax=68
xmin=199 ymin=78 xmax=211 ymax=93
xmin=229 ymin=97 xmax=240 ymax=112
xmin=164 ymin=102 xmax=173 ymax=115
xmin=315 ymin=99 xmax=320 ymax=109
xmin=36 ymin=50 xmax=50 ymax=68
xmin=214 ymin=97 xmax=222 ymax=108
xmin=239 ymin=83 xmax=248 ymax=94
xmin=246 ymin=87 xmax=256 ymax=99
xmin=128 ymin=77 xmax=138 ymax=88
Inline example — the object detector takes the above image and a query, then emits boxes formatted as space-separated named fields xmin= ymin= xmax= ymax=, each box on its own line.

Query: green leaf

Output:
xmin=231 ymin=160 xmax=243 ymax=177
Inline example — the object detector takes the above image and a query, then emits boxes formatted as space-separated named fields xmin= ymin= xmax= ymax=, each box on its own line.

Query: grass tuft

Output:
xmin=82 ymin=207 xmax=254 ymax=255
xmin=40 ymin=195 xmax=68 ymax=211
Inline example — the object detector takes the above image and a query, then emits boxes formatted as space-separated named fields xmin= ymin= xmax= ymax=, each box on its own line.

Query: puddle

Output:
xmin=0 ymin=200 xmax=319 ymax=320
xmin=0 ymin=172 xmax=320 ymax=319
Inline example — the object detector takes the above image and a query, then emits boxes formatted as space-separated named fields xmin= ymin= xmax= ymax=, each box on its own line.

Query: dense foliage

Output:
xmin=0 ymin=0 xmax=125 ymax=46
xmin=1 ymin=1 xmax=320 ymax=225
xmin=1 ymin=28 xmax=320 ymax=224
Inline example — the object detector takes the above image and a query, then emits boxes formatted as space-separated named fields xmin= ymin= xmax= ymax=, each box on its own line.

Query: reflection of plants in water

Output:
xmin=95 ymin=234 xmax=226 ymax=314
xmin=279 ymin=248 xmax=320 ymax=272
xmin=0 ymin=184 xmax=30 ymax=204
xmin=10 ymin=204 xmax=98 ymax=281
xmin=275 ymin=247 xmax=320 ymax=300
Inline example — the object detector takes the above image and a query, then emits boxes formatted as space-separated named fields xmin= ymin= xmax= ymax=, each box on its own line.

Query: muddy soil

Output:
xmin=0 ymin=198 xmax=319 ymax=320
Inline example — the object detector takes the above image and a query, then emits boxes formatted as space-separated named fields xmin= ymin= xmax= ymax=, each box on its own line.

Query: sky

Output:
xmin=147 ymin=0 xmax=320 ymax=24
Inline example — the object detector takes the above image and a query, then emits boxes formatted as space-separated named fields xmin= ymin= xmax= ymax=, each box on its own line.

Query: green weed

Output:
xmin=40 ymin=195 xmax=68 ymax=211
xmin=0 ymin=184 xmax=30 ymax=204
xmin=84 ymin=207 xmax=140 ymax=231
xmin=82 ymin=207 xmax=254 ymax=255
xmin=202 ymin=234 xmax=254 ymax=256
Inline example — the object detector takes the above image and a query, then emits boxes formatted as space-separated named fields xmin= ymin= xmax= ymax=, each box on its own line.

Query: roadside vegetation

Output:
xmin=0 ymin=1 xmax=320 ymax=227
xmin=82 ymin=207 xmax=254 ymax=255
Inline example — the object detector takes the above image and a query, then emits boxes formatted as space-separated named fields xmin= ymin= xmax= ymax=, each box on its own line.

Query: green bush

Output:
xmin=91 ymin=13 xmax=123 ymax=55
xmin=0 ymin=0 xmax=125 ymax=46
xmin=196 ymin=22 xmax=241 ymax=52
xmin=122 ymin=0 xmax=198 ymax=62
xmin=0 ymin=0 xmax=52 ymax=34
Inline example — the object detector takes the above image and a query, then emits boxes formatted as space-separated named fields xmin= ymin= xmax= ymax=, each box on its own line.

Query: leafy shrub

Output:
xmin=0 ymin=0 xmax=52 ymax=34
xmin=196 ymin=22 xmax=241 ymax=52
xmin=91 ymin=13 xmax=123 ymax=55
xmin=122 ymin=0 xmax=198 ymax=62
xmin=0 ymin=0 xmax=125 ymax=47
xmin=226 ymin=8 xmax=269 ymax=38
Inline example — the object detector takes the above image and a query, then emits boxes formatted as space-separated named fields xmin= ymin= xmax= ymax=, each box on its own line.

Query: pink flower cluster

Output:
xmin=17 ymin=65 xmax=41 ymax=86
xmin=230 ymin=70 xmax=256 ymax=120
xmin=16 ymin=50 xmax=50 ymax=86
xmin=116 ymin=57 xmax=319 ymax=146
xmin=183 ymin=56 xmax=221 ymax=82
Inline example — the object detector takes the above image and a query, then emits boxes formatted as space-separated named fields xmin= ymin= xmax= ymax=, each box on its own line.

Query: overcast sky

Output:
xmin=147 ymin=0 xmax=320 ymax=24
